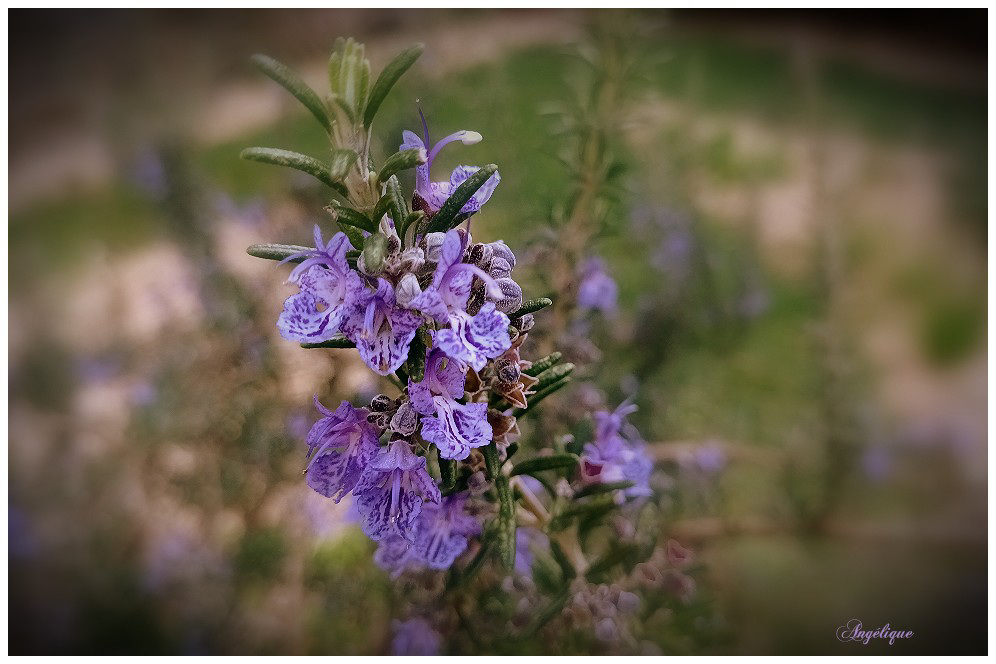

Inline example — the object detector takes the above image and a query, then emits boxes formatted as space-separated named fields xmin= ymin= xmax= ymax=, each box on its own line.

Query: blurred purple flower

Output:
xmin=130 ymin=381 xmax=158 ymax=407
xmin=391 ymin=618 xmax=441 ymax=656
xmin=581 ymin=400 xmax=653 ymax=499
xmin=861 ymin=445 xmax=892 ymax=483
xmin=131 ymin=149 xmax=167 ymax=199
xmin=412 ymin=492 xmax=481 ymax=569
xmin=75 ymin=356 xmax=120 ymax=384
xmin=374 ymin=534 xmax=417 ymax=578
xmin=694 ymin=442 xmax=727 ymax=476
xmin=514 ymin=527 xmax=550 ymax=577
xmin=577 ymin=257 xmax=618 ymax=315
xmin=9 ymin=507 xmax=39 ymax=560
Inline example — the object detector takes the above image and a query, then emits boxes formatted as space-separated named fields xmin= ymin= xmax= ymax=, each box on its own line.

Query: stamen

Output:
xmin=427 ymin=131 xmax=484 ymax=164
xmin=417 ymin=100 xmax=429 ymax=148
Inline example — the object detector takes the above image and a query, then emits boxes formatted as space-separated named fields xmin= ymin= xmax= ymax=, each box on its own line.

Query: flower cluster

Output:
xmin=269 ymin=116 xmax=546 ymax=568
xmin=245 ymin=41 xmax=671 ymax=652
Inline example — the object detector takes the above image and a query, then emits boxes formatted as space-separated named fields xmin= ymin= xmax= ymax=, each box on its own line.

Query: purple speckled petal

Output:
xmin=345 ymin=279 xmax=423 ymax=376
xmin=356 ymin=474 xmax=422 ymax=542
xmin=374 ymin=534 xmax=414 ymax=578
xmin=302 ymin=400 xmax=379 ymax=502
xmin=420 ymin=398 xmax=491 ymax=461
xmin=411 ymin=494 xmax=481 ymax=569
xmin=449 ymin=166 xmax=500 ymax=214
xmin=408 ymin=349 xmax=467 ymax=416
xmin=408 ymin=287 xmax=449 ymax=323
xmin=434 ymin=305 xmax=511 ymax=371
xmin=416 ymin=526 xmax=469 ymax=569
xmin=277 ymin=292 xmax=339 ymax=342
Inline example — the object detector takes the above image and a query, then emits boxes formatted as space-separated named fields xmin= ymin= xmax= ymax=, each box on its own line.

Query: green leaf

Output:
xmin=405 ymin=327 xmax=430 ymax=383
xmin=548 ymin=539 xmax=577 ymax=581
xmin=573 ymin=480 xmax=634 ymax=499
xmin=533 ymin=363 xmax=575 ymax=391
xmin=509 ymin=453 xmax=580 ymax=478
xmin=246 ymin=243 xmax=311 ymax=263
xmin=386 ymin=175 xmax=410 ymax=225
xmin=329 ymin=148 xmax=359 ymax=181
xmin=329 ymin=203 xmax=376 ymax=233
xmin=523 ymin=590 xmax=570 ymax=638
xmin=337 ymin=223 xmax=366 ymax=250
xmin=425 ymin=164 xmax=499 ymax=234
xmin=364 ymin=43 xmax=424 ymax=128
xmin=301 ymin=336 xmax=356 ymax=349
xmin=240 ymin=147 xmax=345 ymax=194
xmin=361 ymin=233 xmax=389 ymax=273
xmin=399 ymin=210 xmax=424 ymax=244
xmin=371 ymin=194 xmax=394 ymax=228
xmin=509 ymin=297 xmax=553 ymax=319
xmin=585 ymin=542 xmax=645 ymax=582
xmin=251 ymin=54 xmax=331 ymax=132
xmin=483 ymin=442 xmax=516 ymax=571
xmin=378 ymin=148 xmax=426 ymax=184
xmin=523 ymin=351 xmax=562 ymax=377
xmin=550 ymin=500 xmax=618 ymax=532
xmin=439 ymin=457 xmax=456 ymax=493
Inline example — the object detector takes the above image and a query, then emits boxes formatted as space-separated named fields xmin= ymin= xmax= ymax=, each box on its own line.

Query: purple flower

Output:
xmin=412 ymin=492 xmax=481 ymax=569
xmin=353 ymin=440 xmax=440 ymax=542
xmin=581 ymin=400 xmax=653 ymax=498
xmin=694 ymin=441 xmax=727 ymax=475
xmin=342 ymin=278 xmax=423 ymax=376
xmin=862 ymin=445 xmax=892 ymax=483
xmin=407 ymin=229 xmax=512 ymax=371
xmin=433 ymin=303 xmax=511 ymax=373
xmin=277 ymin=227 xmax=367 ymax=344
xmin=303 ymin=397 xmax=381 ymax=502
xmin=514 ymin=527 xmax=550 ymax=577
xmin=410 ymin=349 xmax=492 ymax=461
xmin=392 ymin=618 xmax=441 ymax=656
xmin=578 ymin=256 xmax=618 ymax=315
xmin=409 ymin=229 xmax=504 ymax=318
xmin=373 ymin=534 xmax=417 ymax=578
xmin=401 ymin=112 xmax=500 ymax=215
xmin=9 ymin=507 xmax=38 ymax=560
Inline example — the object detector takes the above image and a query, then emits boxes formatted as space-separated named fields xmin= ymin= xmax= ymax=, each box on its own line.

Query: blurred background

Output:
xmin=8 ymin=8 xmax=987 ymax=655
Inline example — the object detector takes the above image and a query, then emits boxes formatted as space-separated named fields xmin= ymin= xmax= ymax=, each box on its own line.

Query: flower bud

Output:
xmin=495 ymin=358 xmax=520 ymax=385
xmin=488 ymin=240 xmax=516 ymax=269
xmin=493 ymin=278 xmax=523 ymax=313
xmin=395 ymin=272 xmax=423 ymax=308
xmin=370 ymin=394 xmax=394 ymax=411
xmin=360 ymin=233 xmax=389 ymax=275
xmin=488 ymin=256 xmax=512 ymax=279
xmin=665 ymin=538 xmax=693 ymax=568
xmin=514 ymin=313 xmax=535 ymax=332
xmin=468 ymin=242 xmax=493 ymax=267
xmin=423 ymin=232 xmax=446 ymax=262
xmin=390 ymin=401 xmax=418 ymax=436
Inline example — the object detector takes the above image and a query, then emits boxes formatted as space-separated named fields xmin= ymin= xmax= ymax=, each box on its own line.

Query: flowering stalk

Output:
xmin=242 ymin=38 xmax=675 ymax=655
